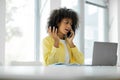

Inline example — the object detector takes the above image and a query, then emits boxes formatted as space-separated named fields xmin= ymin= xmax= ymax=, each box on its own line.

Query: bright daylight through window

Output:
xmin=5 ymin=0 xmax=35 ymax=65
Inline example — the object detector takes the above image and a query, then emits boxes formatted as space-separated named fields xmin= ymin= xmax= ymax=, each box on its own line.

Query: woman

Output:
xmin=42 ymin=8 xmax=84 ymax=66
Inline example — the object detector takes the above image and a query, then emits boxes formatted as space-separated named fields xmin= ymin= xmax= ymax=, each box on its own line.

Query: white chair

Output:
xmin=10 ymin=61 xmax=42 ymax=66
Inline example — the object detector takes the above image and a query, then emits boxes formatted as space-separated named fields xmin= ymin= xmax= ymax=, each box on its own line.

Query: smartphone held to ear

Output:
xmin=67 ymin=31 xmax=72 ymax=38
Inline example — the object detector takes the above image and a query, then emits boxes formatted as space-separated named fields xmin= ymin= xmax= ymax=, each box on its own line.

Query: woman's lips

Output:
xmin=65 ymin=29 xmax=69 ymax=33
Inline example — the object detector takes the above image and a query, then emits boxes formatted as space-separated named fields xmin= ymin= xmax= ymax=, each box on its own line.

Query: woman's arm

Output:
xmin=42 ymin=37 xmax=63 ymax=65
xmin=70 ymin=47 xmax=84 ymax=64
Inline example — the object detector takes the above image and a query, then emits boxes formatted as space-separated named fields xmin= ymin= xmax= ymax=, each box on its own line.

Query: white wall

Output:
xmin=108 ymin=0 xmax=120 ymax=66
xmin=0 ymin=0 xmax=5 ymax=66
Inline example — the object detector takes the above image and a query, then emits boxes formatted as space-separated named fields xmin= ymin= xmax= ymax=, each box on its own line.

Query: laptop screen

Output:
xmin=92 ymin=42 xmax=118 ymax=66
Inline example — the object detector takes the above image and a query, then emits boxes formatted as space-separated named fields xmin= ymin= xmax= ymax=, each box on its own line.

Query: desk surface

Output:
xmin=0 ymin=65 xmax=120 ymax=80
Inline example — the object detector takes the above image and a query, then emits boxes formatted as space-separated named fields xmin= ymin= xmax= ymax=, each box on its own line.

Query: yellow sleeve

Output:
xmin=70 ymin=47 xmax=84 ymax=64
xmin=42 ymin=38 xmax=62 ymax=65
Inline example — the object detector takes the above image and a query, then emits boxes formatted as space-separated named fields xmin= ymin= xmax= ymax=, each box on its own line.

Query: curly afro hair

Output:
xmin=47 ymin=7 xmax=79 ymax=34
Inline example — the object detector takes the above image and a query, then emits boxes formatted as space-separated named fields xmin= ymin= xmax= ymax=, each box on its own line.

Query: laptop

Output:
xmin=92 ymin=41 xmax=118 ymax=66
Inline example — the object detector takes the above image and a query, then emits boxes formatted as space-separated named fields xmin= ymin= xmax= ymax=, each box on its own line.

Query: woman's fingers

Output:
xmin=55 ymin=28 xmax=57 ymax=34
xmin=48 ymin=26 xmax=51 ymax=33
xmin=48 ymin=26 xmax=58 ymax=37
xmin=52 ymin=27 xmax=55 ymax=34
xmin=48 ymin=26 xmax=59 ymax=42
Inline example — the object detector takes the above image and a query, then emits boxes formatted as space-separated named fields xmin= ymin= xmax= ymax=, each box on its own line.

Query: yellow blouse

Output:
xmin=42 ymin=36 xmax=84 ymax=66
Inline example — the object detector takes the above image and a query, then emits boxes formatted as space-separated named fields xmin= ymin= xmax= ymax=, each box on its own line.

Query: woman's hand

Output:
xmin=48 ymin=27 xmax=60 ymax=48
xmin=66 ymin=29 xmax=75 ymax=48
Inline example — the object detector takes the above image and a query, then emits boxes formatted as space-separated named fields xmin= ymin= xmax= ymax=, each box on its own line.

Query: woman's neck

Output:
xmin=57 ymin=32 xmax=65 ymax=40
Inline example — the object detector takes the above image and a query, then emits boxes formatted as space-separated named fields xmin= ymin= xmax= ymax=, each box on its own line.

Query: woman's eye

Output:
xmin=66 ymin=22 xmax=69 ymax=24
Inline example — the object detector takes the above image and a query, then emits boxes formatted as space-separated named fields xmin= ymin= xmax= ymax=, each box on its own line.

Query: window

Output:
xmin=5 ymin=0 xmax=35 ymax=65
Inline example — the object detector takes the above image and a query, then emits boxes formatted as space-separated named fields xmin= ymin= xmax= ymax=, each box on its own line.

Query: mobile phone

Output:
xmin=67 ymin=31 xmax=72 ymax=38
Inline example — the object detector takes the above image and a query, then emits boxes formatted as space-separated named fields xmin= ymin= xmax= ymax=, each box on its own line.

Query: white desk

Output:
xmin=0 ymin=65 xmax=120 ymax=80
